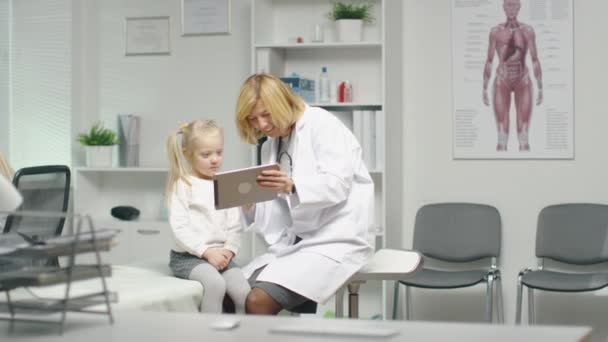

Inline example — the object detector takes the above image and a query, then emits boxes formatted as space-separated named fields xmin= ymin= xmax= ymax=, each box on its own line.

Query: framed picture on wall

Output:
xmin=181 ymin=0 xmax=231 ymax=36
xmin=125 ymin=16 xmax=171 ymax=56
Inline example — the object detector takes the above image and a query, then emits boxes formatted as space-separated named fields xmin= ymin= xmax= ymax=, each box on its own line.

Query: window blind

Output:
xmin=9 ymin=0 xmax=71 ymax=168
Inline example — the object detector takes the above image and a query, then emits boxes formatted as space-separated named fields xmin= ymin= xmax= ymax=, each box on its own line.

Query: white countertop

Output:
xmin=0 ymin=310 xmax=592 ymax=342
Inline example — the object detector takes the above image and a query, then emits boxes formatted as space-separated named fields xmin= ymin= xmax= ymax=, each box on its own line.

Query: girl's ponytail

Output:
xmin=164 ymin=128 xmax=191 ymax=207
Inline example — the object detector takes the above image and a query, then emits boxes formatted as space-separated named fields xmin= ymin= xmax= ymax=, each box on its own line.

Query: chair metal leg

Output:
xmin=335 ymin=286 xmax=345 ymax=318
xmin=515 ymin=274 xmax=523 ymax=325
xmin=485 ymin=273 xmax=494 ymax=323
xmin=347 ymin=282 xmax=361 ymax=319
xmin=392 ymin=281 xmax=400 ymax=320
xmin=528 ymin=288 xmax=535 ymax=325
xmin=405 ymin=286 xmax=411 ymax=320
xmin=495 ymin=275 xmax=504 ymax=324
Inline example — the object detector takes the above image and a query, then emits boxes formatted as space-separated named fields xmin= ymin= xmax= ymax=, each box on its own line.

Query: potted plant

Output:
xmin=328 ymin=0 xmax=375 ymax=42
xmin=77 ymin=122 xmax=119 ymax=167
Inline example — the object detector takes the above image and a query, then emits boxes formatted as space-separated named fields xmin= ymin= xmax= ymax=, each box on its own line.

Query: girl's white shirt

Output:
xmin=169 ymin=175 xmax=241 ymax=258
xmin=241 ymin=105 xmax=375 ymax=303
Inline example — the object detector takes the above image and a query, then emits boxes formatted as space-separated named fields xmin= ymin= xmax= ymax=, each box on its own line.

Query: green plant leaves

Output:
xmin=329 ymin=1 xmax=375 ymax=23
xmin=77 ymin=122 xmax=119 ymax=146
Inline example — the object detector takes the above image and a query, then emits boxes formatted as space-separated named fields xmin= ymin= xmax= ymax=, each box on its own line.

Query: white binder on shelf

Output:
xmin=375 ymin=110 xmax=385 ymax=171
xmin=361 ymin=110 xmax=376 ymax=170
xmin=352 ymin=110 xmax=364 ymax=145
xmin=256 ymin=48 xmax=285 ymax=75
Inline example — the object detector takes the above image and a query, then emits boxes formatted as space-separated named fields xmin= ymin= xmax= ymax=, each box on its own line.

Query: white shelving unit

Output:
xmin=252 ymin=0 xmax=386 ymax=240
xmin=251 ymin=0 xmax=403 ymax=318
xmin=73 ymin=167 xmax=172 ymax=265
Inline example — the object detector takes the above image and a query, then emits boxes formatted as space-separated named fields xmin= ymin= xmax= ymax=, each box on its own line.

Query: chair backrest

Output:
xmin=536 ymin=203 xmax=608 ymax=265
xmin=413 ymin=203 xmax=501 ymax=263
xmin=3 ymin=165 xmax=71 ymax=241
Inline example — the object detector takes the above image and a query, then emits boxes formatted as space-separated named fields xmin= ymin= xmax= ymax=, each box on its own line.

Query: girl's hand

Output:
xmin=202 ymin=248 xmax=229 ymax=270
xmin=220 ymin=249 xmax=235 ymax=262
xmin=257 ymin=169 xmax=293 ymax=194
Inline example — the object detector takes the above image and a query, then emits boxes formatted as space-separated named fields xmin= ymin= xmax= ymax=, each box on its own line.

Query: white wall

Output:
xmin=74 ymin=0 xmax=251 ymax=169
xmin=402 ymin=0 xmax=608 ymax=336
xmin=0 ymin=0 xmax=8 ymax=155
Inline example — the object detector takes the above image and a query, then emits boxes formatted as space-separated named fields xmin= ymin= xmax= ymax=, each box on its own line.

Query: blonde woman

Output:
xmin=235 ymin=74 xmax=374 ymax=315
xmin=165 ymin=120 xmax=250 ymax=314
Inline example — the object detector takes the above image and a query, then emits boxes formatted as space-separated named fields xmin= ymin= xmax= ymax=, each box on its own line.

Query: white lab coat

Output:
xmin=241 ymin=105 xmax=374 ymax=303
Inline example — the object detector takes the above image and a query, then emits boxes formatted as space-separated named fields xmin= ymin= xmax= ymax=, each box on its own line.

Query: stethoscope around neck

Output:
xmin=255 ymin=129 xmax=294 ymax=175
xmin=276 ymin=135 xmax=293 ymax=176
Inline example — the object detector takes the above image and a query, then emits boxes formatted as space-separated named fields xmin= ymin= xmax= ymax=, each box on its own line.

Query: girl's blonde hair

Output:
xmin=164 ymin=120 xmax=223 ymax=206
xmin=235 ymin=73 xmax=305 ymax=145
xmin=0 ymin=152 xmax=14 ymax=181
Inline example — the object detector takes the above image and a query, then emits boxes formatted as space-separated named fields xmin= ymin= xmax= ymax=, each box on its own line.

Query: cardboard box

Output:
xmin=280 ymin=76 xmax=315 ymax=103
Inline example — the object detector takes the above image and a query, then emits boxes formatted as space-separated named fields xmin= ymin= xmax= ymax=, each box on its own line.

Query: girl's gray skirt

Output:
xmin=169 ymin=250 xmax=237 ymax=279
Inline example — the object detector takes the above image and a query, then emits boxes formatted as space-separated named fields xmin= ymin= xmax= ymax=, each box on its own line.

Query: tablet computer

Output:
xmin=213 ymin=163 xmax=280 ymax=210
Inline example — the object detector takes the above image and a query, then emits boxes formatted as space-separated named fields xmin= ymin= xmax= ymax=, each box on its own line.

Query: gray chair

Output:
xmin=2 ymin=165 xmax=71 ymax=267
xmin=516 ymin=203 xmax=608 ymax=324
xmin=392 ymin=203 xmax=503 ymax=323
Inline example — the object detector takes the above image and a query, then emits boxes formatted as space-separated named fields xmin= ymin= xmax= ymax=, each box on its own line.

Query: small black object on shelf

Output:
xmin=111 ymin=206 xmax=140 ymax=221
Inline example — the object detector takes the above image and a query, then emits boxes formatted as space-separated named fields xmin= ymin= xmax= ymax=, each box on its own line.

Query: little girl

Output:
xmin=165 ymin=120 xmax=250 ymax=313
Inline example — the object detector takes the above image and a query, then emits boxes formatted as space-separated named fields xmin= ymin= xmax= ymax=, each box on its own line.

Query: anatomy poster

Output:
xmin=452 ymin=0 xmax=573 ymax=159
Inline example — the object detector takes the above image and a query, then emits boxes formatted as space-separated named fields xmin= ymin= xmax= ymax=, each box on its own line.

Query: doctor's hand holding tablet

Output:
xmin=256 ymin=167 xmax=295 ymax=195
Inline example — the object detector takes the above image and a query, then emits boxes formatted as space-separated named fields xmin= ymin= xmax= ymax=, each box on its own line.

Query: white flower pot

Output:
xmin=85 ymin=146 xmax=114 ymax=167
xmin=336 ymin=19 xmax=363 ymax=42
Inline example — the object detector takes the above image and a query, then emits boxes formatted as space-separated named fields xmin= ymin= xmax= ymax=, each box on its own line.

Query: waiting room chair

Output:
xmin=2 ymin=165 xmax=71 ymax=267
xmin=392 ymin=203 xmax=503 ymax=323
xmin=515 ymin=203 xmax=608 ymax=324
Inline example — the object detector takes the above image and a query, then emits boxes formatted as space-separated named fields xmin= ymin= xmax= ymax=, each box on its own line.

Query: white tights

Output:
xmin=188 ymin=263 xmax=250 ymax=314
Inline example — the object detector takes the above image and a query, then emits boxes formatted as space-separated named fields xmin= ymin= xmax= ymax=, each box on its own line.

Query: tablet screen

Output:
xmin=213 ymin=163 xmax=279 ymax=210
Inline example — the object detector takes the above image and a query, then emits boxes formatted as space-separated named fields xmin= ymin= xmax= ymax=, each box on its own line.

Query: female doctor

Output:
xmin=235 ymin=73 xmax=374 ymax=314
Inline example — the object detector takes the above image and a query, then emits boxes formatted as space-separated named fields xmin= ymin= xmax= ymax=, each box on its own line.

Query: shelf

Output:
xmin=0 ymin=212 xmax=116 ymax=329
xmin=1 ymin=229 xmax=119 ymax=259
xmin=75 ymin=167 xmax=168 ymax=173
xmin=94 ymin=217 xmax=168 ymax=227
xmin=0 ymin=291 xmax=117 ymax=314
xmin=254 ymin=41 xmax=383 ymax=49
xmin=312 ymin=103 xmax=382 ymax=111
xmin=0 ymin=265 xmax=112 ymax=289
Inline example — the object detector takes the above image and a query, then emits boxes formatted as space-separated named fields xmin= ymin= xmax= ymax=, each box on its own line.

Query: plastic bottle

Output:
xmin=318 ymin=67 xmax=330 ymax=103
xmin=338 ymin=81 xmax=353 ymax=103
xmin=344 ymin=81 xmax=353 ymax=103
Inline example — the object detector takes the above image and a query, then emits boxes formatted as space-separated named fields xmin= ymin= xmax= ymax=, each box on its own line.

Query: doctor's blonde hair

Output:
xmin=164 ymin=120 xmax=223 ymax=206
xmin=235 ymin=73 xmax=305 ymax=145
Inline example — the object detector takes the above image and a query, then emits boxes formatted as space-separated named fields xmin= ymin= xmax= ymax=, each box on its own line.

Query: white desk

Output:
xmin=336 ymin=248 xmax=422 ymax=318
xmin=0 ymin=311 xmax=592 ymax=342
